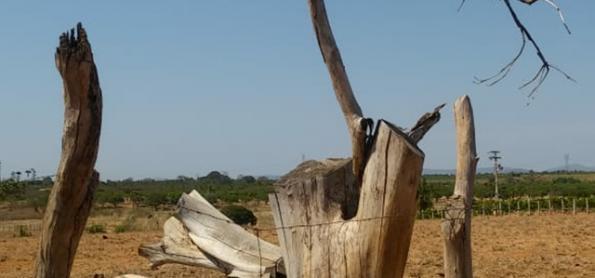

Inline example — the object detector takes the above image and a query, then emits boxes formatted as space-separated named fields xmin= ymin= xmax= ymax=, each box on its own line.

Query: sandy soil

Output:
xmin=1 ymin=212 xmax=593 ymax=277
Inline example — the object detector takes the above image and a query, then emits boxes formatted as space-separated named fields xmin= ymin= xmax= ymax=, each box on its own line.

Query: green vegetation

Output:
xmin=114 ymin=224 xmax=129 ymax=233
xmin=221 ymin=205 xmax=257 ymax=225
xmin=1 ymin=171 xmax=593 ymax=215
xmin=87 ymin=224 xmax=106 ymax=234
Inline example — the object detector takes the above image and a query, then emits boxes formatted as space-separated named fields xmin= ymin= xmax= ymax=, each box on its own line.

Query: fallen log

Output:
xmin=140 ymin=190 xmax=283 ymax=277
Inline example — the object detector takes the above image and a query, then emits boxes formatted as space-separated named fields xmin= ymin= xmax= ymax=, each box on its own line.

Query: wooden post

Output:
xmin=587 ymin=198 xmax=590 ymax=213
xmin=517 ymin=199 xmax=520 ymax=213
xmin=498 ymin=199 xmax=502 ymax=216
xmin=573 ymin=198 xmax=576 ymax=214
xmin=34 ymin=23 xmax=103 ymax=278
xmin=548 ymin=198 xmax=552 ymax=213
xmin=537 ymin=199 xmax=540 ymax=214
xmin=507 ymin=199 xmax=511 ymax=214
xmin=527 ymin=196 xmax=531 ymax=215
xmin=440 ymin=95 xmax=477 ymax=278
xmin=562 ymin=198 xmax=565 ymax=213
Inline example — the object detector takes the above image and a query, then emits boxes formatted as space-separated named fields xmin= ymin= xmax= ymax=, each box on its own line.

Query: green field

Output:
xmin=1 ymin=170 xmax=594 ymax=221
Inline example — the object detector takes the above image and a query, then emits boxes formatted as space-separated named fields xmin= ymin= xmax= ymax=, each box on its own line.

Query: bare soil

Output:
xmin=0 ymin=212 xmax=593 ymax=277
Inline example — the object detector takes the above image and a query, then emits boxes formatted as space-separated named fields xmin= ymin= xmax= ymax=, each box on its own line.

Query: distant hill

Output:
xmin=423 ymin=167 xmax=532 ymax=175
xmin=545 ymin=164 xmax=595 ymax=172
xmin=424 ymin=164 xmax=595 ymax=175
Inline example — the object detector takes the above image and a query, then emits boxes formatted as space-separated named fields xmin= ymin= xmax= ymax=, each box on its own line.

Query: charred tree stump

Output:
xmin=34 ymin=23 xmax=103 ymax=278
xmin=438 ymin=96 xmax=478 ymax=278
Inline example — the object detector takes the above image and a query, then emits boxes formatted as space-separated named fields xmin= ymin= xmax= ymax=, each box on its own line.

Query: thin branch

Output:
xmin=543 ymin=0 xmax=571 ymax=34
xmin=476 ymin=0 xmax=574 ymax=97
xmin=457 ymin=0 xmax=467 ymax=12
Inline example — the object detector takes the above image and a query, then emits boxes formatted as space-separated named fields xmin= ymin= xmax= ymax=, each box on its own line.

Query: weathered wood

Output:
xmin=308 ymin=0 xmax=369 ymax=182
xmin=139 ymin=217 xmax=220 ymax=271
xmin=140 ymin=190 xmax=283 ymax=278
xmin=34 ymin=23 xmax=102 ymax=278
xmin=440 ymin=95 xmax=478 ymax=278
xmin=270 ymin=120 xmax=425 ymax=278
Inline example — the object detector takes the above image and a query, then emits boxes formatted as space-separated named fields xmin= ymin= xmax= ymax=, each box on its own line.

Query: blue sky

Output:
xmin=0 ymin=1 xmax=594 ymax=180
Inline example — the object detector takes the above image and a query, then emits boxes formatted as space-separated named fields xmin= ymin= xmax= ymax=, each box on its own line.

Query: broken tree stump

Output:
xmin=270 ymin=120 xmax=426 ymax=278
xmin=34 ymin=23 xmax=103 ymax=278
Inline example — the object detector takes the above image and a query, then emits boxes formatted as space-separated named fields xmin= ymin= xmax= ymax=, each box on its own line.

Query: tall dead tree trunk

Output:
xmin=439 ymin=95 xmax=478 ymax=278
xmin=267 ymin=1 xmax=443 ymax=277
xmin=34 ymin=23 xmax=103 ymax=278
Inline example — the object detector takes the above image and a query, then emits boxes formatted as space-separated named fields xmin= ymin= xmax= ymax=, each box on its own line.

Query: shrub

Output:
xmin=114 ymin=215 xmax=137 ymax=233
xmin=221 ymin=205 xmax=257 ymax=226
xmin=15 ymin=225 xmax=31 ymax=237
xmin=114 ymin=224 xmax=129 ymax=233
xmin=87 ymin=224 xmax=106 ymax=234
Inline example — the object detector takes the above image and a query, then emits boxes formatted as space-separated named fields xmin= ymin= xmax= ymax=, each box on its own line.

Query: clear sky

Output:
xmin=0 ymin=1 xmax=594 ymax=180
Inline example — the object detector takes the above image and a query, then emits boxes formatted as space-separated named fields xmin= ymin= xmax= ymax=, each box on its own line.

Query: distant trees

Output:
xmin=200 ymin=171 xmax=232 ymax=184
xmin=220 ymin=205 xmax=257 ymax=226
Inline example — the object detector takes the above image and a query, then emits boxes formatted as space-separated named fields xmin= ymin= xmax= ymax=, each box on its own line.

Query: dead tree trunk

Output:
xmin=271 ymin=121 xmax=427 ymax=277
xmin=34 ymin=23 xmax=103 ymax=278
xmin=439 ymin=96 xmax=478 ymax=278
xmin=267 ymin=1 xmax=443 ymax=277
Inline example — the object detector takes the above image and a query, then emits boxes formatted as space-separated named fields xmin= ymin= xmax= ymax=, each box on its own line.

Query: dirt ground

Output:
xmin=0 ymin=212 xmax=593 ymax=277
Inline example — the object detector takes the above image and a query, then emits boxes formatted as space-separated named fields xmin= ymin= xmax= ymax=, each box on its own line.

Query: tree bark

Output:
xmin=34 ymin=23 xmax=103 ymax=278
xmin=270 ymin=120 xmax=425 ymax=278
xmin=440 ymin=95 xmax=478 ymax=278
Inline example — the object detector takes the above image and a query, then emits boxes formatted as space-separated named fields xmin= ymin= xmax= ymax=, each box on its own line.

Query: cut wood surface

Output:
xmin=140 ymin=190 xmax=283 ymax=278
xmin=34 ymin=23 xmax=103 ymax=278
xmin=270 ymin=120 xmax=425 ymax=278
xmin=440 ymin=95 xmax=478 ymax=278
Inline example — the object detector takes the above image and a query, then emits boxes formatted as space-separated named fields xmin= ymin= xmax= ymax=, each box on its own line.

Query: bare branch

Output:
xmin=308 ymin=0 xmax=371 ymax=182
xmin=543 ymin=0 xmax=571 ymax=34
xmin=476 ymin=0 xmax=574 ymax=97
xmin=408 ymin=103 xmax=445 ymax=144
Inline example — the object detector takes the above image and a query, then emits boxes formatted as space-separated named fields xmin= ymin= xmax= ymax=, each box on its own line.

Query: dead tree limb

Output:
xmin=474 ymin=0 xmax=574 ymax=97
xmin=34 ymin=23 xmax=103 ymax=278
xmin=309 ymin=0 xmax=371 ymax=183
xmin=439 ymin=95 xmax=478 ymax=278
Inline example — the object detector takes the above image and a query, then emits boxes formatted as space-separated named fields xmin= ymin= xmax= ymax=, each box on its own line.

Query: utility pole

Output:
xmin=488 ymin=151 xmax=503 ymax=199
xmin=564 ymin=154 xmax=570 ymax=172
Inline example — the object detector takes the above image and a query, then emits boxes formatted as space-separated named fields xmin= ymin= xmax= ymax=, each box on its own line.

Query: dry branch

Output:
xmin=34 ymin=23 xmax=103 ymax=278
xmin=474 ymin=0 xmax=574 ymax=97
xmin=308 ymin=0 xmax=372 ymax=183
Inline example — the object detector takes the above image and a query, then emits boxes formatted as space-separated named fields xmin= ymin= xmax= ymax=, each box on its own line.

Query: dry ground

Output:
xmin=0 ymin=211 xmax=593 ymax=277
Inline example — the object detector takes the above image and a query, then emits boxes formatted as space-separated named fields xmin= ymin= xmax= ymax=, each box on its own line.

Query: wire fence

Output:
xmin=0 ymin=221 xmax=42 ymax=235
xmin=418 ymin=196 xmax=592 ymax=220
